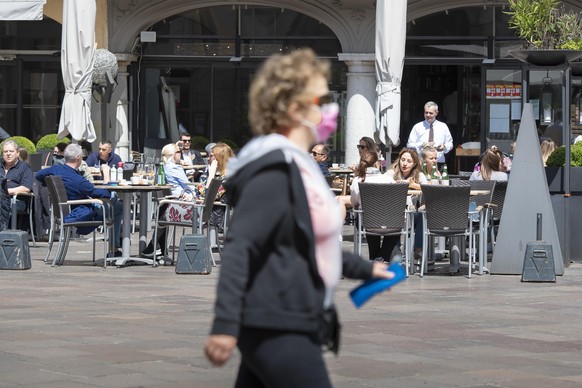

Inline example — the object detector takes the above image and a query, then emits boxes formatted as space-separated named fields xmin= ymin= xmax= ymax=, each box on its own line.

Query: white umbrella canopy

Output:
xmin=374 ymin=0 xmax=407 ymax=148
xmin=58 ymin=0 xmax=96 ymax=142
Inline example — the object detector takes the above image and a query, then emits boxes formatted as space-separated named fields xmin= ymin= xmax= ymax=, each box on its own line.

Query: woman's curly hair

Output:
xmin=248 ymin=49 xmax=330 ymax=135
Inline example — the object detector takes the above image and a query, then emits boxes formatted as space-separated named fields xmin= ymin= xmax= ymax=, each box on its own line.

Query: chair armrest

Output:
xmin=62 ymin=199 xmax=104 ymax=206
xmin=158 ymin=198 xmax=200 ymax=207
xmin=484 ymin=203 xmax=498 ymax=209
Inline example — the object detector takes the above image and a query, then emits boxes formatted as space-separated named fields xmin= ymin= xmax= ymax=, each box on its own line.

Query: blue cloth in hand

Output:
xmin=349 ymin=262 xmax=406 ymax=308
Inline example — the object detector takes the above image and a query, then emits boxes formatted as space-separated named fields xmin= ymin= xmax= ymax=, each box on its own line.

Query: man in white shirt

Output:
xmin=407 ymin=101 xmax=453 ymax=163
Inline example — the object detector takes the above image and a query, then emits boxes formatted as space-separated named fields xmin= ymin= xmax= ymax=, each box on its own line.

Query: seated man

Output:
xmin=86 ymin=139 xmax=122 ymax=169
xmin=311 ymin=143 xmax=331 ymax=176
xmin=0 ymin=140 xmax=33 ymax=230
xmin=36 ymin=144 xmax=123 ymax=256
xmin=179 ymin=132 xmax=205 ymax=166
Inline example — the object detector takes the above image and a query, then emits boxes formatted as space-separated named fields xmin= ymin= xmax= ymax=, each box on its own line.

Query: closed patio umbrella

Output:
xmin=374 ymin=0 xmax=407 ymax=151
xmin=0 ymin=0 xmax=44 ymax=20
xmin=57 ymin=0 xmax=96 ymax=142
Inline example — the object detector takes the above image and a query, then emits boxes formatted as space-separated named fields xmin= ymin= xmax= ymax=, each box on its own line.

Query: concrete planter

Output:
xmin=545 ymin=166 xmax=582 ymax=193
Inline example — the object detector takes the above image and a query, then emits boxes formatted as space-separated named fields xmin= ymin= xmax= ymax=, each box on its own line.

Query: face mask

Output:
xmin=303 ymin=102 xmax=339 ymax=143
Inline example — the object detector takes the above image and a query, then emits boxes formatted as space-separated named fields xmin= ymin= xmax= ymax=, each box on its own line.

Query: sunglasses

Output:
xmin=181 ymin=139 xmax=191 ymax=143
xmin=356 ymin=145 xmax=368 ymax=150
xmin=313 ymin=94 xmax=332 ymax=106
xmin=311 ymin=151 xmax=324 ymax=157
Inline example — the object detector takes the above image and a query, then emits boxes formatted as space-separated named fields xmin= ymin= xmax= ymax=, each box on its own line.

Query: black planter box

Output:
xmin=545 ymin=166 xmax=582 ymax=193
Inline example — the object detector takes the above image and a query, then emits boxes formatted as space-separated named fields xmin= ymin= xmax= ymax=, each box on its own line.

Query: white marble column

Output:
xmin=111 ymin=55 xmax=135 ymax=161
xmin=338 ymin=53 xmax=376 ymax=166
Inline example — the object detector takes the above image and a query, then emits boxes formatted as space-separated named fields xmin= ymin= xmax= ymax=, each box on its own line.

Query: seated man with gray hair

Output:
xmin=0 ymin=140 xmax=33 ymax=230
xmin=35 ymin=144 xmax=123 ymax=256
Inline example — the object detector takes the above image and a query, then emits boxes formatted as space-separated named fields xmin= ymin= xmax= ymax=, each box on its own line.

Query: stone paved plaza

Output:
xmin=1 ymin=228 xmax=582 ymax=388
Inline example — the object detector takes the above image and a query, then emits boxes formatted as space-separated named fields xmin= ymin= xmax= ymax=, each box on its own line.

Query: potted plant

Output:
xmin=36 ymin=134 xmax=70 ymax=151
xmin=506 ymin=0 xmax=582 ymax=65
xmin=545 ymin=141 xmax=582 ymax=192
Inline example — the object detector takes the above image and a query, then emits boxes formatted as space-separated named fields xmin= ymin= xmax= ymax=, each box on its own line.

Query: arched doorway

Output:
xmin=131 ymin=5 xmax=346 ymax=150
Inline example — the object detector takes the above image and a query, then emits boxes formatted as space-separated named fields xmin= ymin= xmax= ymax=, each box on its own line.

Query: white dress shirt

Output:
xmin=407 ymin=119 xmax=453 ymax=163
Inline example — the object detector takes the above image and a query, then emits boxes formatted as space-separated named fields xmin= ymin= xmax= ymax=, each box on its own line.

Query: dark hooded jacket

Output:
xmin=210 ymin=147 xmax=373 ymax=338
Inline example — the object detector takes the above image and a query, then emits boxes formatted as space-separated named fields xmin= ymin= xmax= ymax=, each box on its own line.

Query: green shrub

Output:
xmin=2 ymin=136 xmax=37 ymax=155
xmin=546 ymin=142 xmax=582 ymax=167
xmin=190 ymin=135 xmax=210 ymax=150
xmin=36 ymin=134 xmax=70 ymax=150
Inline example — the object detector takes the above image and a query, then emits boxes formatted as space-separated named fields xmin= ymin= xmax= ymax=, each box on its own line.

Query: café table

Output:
xmin=95 ymin=183 xmax=174 ymax=267
xmin=328 ymin=167 xmax=353 ymax=196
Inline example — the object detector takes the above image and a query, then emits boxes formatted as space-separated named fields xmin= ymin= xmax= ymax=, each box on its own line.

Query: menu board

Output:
xmin=486 ymin=84 xmax=522 ymax=99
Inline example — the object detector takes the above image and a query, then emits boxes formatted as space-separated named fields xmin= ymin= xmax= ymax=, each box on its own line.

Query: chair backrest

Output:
xmin=359 ymin=183 xmax=409 ymax=231
xmin=201 ymin=178 xmax=224 ymax=223
xmin=421 ymin=184 xmax=471 ymax=232
xmin=490 ymin=180 xmax=508 ymax=221
xmin=469 ymin=180 xmax=496 ymax=208
xmin=44 ymin=175 xmax=70 ymax=219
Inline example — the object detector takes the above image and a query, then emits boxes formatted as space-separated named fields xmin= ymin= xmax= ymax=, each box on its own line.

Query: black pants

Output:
xmin=366 ymin=234 xmax=400 ymax=261
xmin=235 ymin=328 xmax=332 ymax=388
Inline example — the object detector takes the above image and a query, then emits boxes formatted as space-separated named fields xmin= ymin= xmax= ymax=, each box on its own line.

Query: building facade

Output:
xmin=1 ymin=0 xmax=582 ymax=168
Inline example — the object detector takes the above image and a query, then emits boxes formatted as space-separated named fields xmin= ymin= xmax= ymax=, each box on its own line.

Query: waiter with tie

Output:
xmin=407 ymin=101 xmax=453 ymax=166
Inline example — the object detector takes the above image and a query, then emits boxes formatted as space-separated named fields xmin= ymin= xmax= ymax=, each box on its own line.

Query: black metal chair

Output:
xmin=44 ymin=175 xmax=115 ymax=268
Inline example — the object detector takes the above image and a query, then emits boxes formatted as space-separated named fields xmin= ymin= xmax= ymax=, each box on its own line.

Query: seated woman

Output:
xmin=197 ymin=142 xmax=235 ymax=232
xmin=385 ymin=148 xmax=427 ymax=262
xmin=142 ymin=143 xmax=196 ymax=258
xmin=386 ymin=147 xmax=427 ymax=190
xmin=469 ymin=149 xmax=508 ymax=181
xmin=336 ymin=150 xmax=386 ymax=221
xmin=44 ymin=142 xmax=68 ymax=167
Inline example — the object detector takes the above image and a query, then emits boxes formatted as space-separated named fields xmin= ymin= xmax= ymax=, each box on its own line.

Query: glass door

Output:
xmin=483 ymin=68 xmax=523 ymax=154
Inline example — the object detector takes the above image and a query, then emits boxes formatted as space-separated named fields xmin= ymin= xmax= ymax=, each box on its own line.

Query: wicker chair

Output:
xmin=419 ymin=185 xmax=478 ymax=278
xmin=356 ymin=183 xmax=412 ymax=276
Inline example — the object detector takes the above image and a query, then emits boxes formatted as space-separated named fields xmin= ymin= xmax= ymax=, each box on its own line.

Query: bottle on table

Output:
xmin=441 ymin=164 xmax=450 ymax=186
xmin=156 ymin=164 xmax=166 ymax=185
xmin=110 ymin=164 xmax=117 ymax=182
xmin=431 ymin=163 xmax=439 ymax=185
xmin=116 ymin=162 xmax=124 ymax=182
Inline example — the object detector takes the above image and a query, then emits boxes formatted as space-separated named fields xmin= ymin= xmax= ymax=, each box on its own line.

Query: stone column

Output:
xmin=111 ymin=54 xmax=135 ymax=162
xmin=338 ymin=53 xmax=376 ymax=166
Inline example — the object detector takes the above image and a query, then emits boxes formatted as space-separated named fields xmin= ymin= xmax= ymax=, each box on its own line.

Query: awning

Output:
xmin=0 ymin=0 xmax=44 ymax=21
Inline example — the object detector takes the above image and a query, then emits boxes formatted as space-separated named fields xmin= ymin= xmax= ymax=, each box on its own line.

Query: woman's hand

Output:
xmin=371 ymin=261 xmax=395 ymax=279
xmin=205 ymin=335 xmax=237 ymax=366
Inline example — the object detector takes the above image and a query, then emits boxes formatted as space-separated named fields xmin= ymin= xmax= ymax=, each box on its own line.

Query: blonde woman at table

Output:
xmin=197 ymin=142 xmax=234 ymax=232
xmin=204 ymin=49 xmax=393 ymax=387
xmin=421 ymin=146 xmax=441 ymax=179
xmin=469 ymin=149 xmax=508 ymax=182
xmin=141 ymin=142 xmax=195 ymax=258
xmin=386 ymin=147 xmax=427 ymax=190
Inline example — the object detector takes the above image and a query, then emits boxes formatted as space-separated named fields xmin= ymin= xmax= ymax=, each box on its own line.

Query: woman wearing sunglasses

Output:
xmin=204 ymin=49 xmax=393 ymax=387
